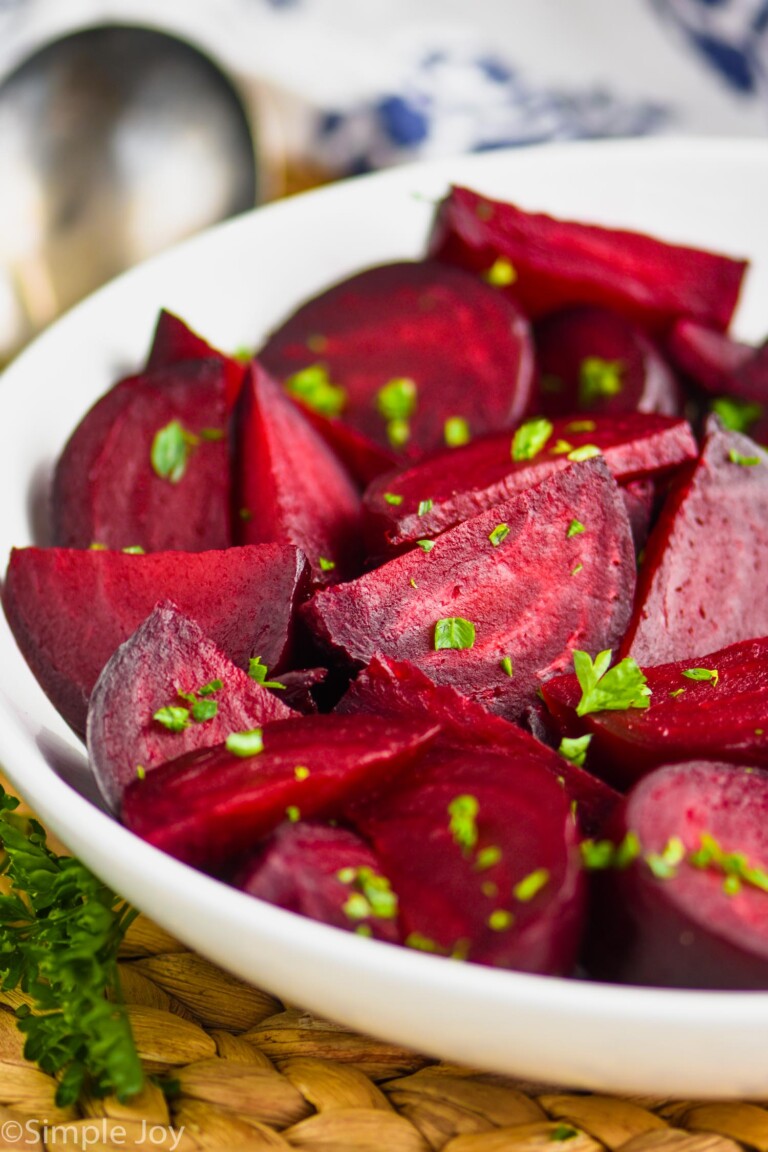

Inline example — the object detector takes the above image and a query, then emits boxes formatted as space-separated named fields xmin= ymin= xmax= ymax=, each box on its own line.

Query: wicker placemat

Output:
xmin=0 ymin=907 xmax=763 ymax=1151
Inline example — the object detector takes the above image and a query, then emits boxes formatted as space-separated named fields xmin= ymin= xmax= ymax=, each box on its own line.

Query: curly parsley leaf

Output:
xmin=574 ymin=649 xmax=651 ymax=717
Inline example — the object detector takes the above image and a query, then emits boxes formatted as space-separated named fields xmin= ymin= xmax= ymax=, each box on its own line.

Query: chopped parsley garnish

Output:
xmin=190 ymin=698 xmax=218 ymax=723
xmin=712 ymin=397 xmax=762 ymax=434
xmin=409 ymin=577 xmax=418 ymax=589
xmin=405 ymin=933 xmax=439 ymax=952
xmin=566 ymin=420 xmax=597 ymax=434
xmin=417 ymin=498 xmax=434 ymax=516
xmin=579 ymin=357 xmax=624 ymax=406
xmin=566 ymin=519 xmax=585 ymax=538
xmin=248 ymin=657 xmax=286 ymax=690
xmin=434 ymin=617 xmax=476 ymax=651
xmin=338 ymin=866 xmax=398 ymax=921
xmin=200 ymin=427 xmax=225 ymax=442
xmin=152 ymin=706 xmax=190 ymax=732
xmin=550 ymin=440 xmax=573 ymax=455
xmin=669 ymin=687 xmax=686 ymax=698
xmin=500 ymin=656 xmax=514 ymax=678
xmin=121 ymin=545 xmax=145 ymax=555
xmin=483 ymin=257 xmax=517 ymax=287
xmin=511 ymin=418 xmax=553 ymax=462
xmin=375 ymin=377 xmax=417 ymax=421
xmin=135 ymin=765 xmax=146 ymax=781
xmin=513 ymin=869 xmax=550 ymax=902
xmin=294 ymin=765 xmax=310 ymax=781
xmin=567 ymin=444 xmax=601 ymax=462
xmin=682 ymin=667 xmax=719 ymax=687
xmin=150 ymin=420 xmax=198 ymax=484
xmin=198 ymin=680 xmax=223 ymax=697
xmin=574 ymin=649 xmax=651 ymax=717
xmin=225 ymin=729 xmax=264 ymax=758
xmin=89 ymin=543 xmax=108 ymax=550
xmin=571 ymin=563 xmax=583 ymax=576
xmin=383 ymin=492 xmax=403 ymax=506
xmin=318 ymin=556 xmax=336 ymax=572
xmin=688 ymin=831 xmax=768 ymax=896
xmin=645 ymin=836 xmax=685 ymax=880
xmin=285 ymin=364 xmax=347 ymax=418
xmin=487 ymin=909 xmax=514 ymax=931
xmin=558 ymin=734 xmax=592 ymax=767
xmin=476 ymin=845 xmax=502 ymax=871
xmin=416 ymin=539 xmax=435 ymax=552
xmin=285 ymin=806 xmax=301 ymax=823
xmin=580 ymin=832 xmax=641 ymax=871
xmin=488 ymin=523 xmax=510 ymax=547
xmin=386 ymin=418 xmax=411 ymax=447
xmin=729 ymin=448 xmax=761 ymax=467
xmin=448 ymin=794 xmax=479 ymax=853
xmin=444 ymin=416 xmax=471 ymax=447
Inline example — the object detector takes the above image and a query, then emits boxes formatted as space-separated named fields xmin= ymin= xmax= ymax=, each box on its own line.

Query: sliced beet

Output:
xmin=338 ymin=655 xmax=619 ymax=836
xmin=145 ymin=309 xmax=246 ymax=409
xmin=543 ymin=637 xmax=768 ymax=788
xmin=88 ymin=603 xmax=294 ymax=809
xmin=121 ymin=713 xmax=439 ymax=873
xmin=534 ymin=305 xmax=681 ymax=417
xmin=305 ymin=458 xmax=635 ymax=722
xmin=259 ymin=260 xmax=535 ymax=460
xmin=429 ymin=185 xmax=747 ymax=335
xmin=235 ymin=363 xmax=362 ymax=584
xmin=363 ymin=413 xmax=695 ymax=553
xmin=585 ymin=761 xmax=768 ymax=989
xmin=667 ymin=319 xmax=754 ymax=395
xmin=290 ymin=407 xmax=398 ymax=488
xmin=52 ymin=361 xmax=232 ymax=552
xmin=622 ymin=418 xmax=768 ymax=665
xmin=237 ymin=822 xmax=400 ymax=943
xmin=346 ymin=744 xmax=584 ymax=973
xmin=2 ymin=543 xmax=307 ymax=735
xmin=621 ymin=478 xmax=656 ymax=554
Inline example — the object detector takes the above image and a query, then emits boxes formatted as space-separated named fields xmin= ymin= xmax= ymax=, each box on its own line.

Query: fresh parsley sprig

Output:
xmin=0 ymin=788 xmax=143 ymax=1106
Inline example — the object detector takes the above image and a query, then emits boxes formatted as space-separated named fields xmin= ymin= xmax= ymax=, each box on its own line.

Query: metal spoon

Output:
xmin=0 ymin=24 xmax=259 ymax=364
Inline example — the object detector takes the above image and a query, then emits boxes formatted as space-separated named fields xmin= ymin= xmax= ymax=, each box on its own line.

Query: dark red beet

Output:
xmin=260 ymin=260 xmax=535 ymax=459
xmin=121 ymin=713 xmax=439 ymax=873
xmin=338 ymin=655 xmax=619 ymax=836
xmin=146 ymin=309 xmax=246 ymax=409
xmin=623 ymin=419 xmax=768 ymax=665
xmin=429 ymin=185 xmax=747 ymax=335
xmin=347 ymin=744 xmax=584 ymax=973
xmin=236 ymin=363 xmax=362 ymax=584
xmin=88 ymin=603 xmax=294 ymax=809
xmin=238 ymin=822 xmax=400 ymax=943
xmin=585 ymin=762 xmax=768 ymax=989
xmin=543 ymin=638 xmax=768 ymax=789
xmin=291 ymin=407 xmax=398 ymax=488
xmin=305 ymin=458 xmax=635 ymax=722
xmin=667 ymin=319 xmax=754 ymax=395
xmin=621 ymin=479 xmax=656 ymax=554
xmin=534 ymin=306 xmax=681 ymax=417
xmin=2 ymin=543 xmax=307 ymax=735
xmin=52 ymin=361 xmax=232 ymax=552
xmin=363 ymin=413 xmax=695 ymax=554
xmin=275 ymin=668 xmax=328 ymax=714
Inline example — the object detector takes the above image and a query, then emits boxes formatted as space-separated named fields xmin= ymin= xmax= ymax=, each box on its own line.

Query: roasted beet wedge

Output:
xmin=260 ymin=260 xmax=534 ymax=459
xmin=339 ymin=656 xmax=619 ymax=836
xmin=621 ymin=479 xmax=656 ymax=555
xmin=534 ymin=306 xmax=681 ymax=418
xmin=543 ymin=638 xmax=768 ymax=788
xmin=3 ymin=543 xmax=307 ymax=735
xmin=667 ymin=319 xmax=755 ymax=395
xmin=429 ymin=185 xmax=747 ymax=335
xmin=236 ymin=363 xmax=362 ymax=584
xmin=121 ymin=714 xmax=439 ymax=873
xmin=346 ymin=744 xmax=584 ymax=973
xmin=88 ymin=603 xmax=294 ymax=809
xmin=363 ymin=413 xmax=695 ymax=554
xmin=623 ymin=419 xmax=768 ymax=665
xmin=53 ymin=361 xmax=232 ymax=552
xmin=306 ymin=458 xmax=635 ymax=722
xmin=238 ymin=822 xmax=400 ymax=943
xmin=145 ymin=309 xmax=246 ymax=409
xmin=585 ymin=762 xmax=768 ymax=989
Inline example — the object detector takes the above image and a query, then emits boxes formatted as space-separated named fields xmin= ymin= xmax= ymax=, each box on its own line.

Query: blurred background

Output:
xmin=1 ymin=0 xmax=767 ymax=365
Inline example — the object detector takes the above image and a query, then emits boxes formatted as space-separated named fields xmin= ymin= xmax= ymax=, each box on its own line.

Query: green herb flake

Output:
xmin=198 ymin=680 xmax=222 ymax=697
xmin=150 ymin=420 xmax=198 ymax=484
xmin=434 ymin=617 xmax=476 ymax=651
xmin=579 ymin=357 xmax=624 ymax=406
xmin=729 ymin=448 xmax=761 ymax=467
xmin=500 ymin=656 xmax=514 ymax=678
xmin=712 ymin=397 xmax=762 ymax=434
xmin=615 ymin=831 xmax=642 ymax=869
xmin=574 ymin=649 xmax=651 ymax=717
xmin=723 ymin=874 xmax=742 ymax=896
xmin=669 ymin=687 xmax=686 ymax=698
xmin=190 ymin=698 xmax=218 ymax=723
xmin=121 ymin=545 xmax=145 ymax=555
xmin=294 ymin=765 xmax=310 ymax=781
xmin=559 ymin=734 xmax=592 ymax=768
xmin=513 ymin=868 xmax=550 ymax=902
xmin=386 ymin=418 xmax=411 ymax=448
xmin=383 ymin=492 xmax=404 ymax=506
xmin=318 ymin=556 xmax=336 ymax=572
xmin=566 ymin=519 xmax=585 ymax=538
xmin=550 ymin=439 xmax=574 ymax=455
xmin=343 ymin=893 xmax=369 ymax=920
xmin=416 ymin=539 xmax=435 ymax=552
xmin=565 ymin=420 xmax=597 ymax=434
xmin=409 ymin=577 xmax=418 ymax=589
xmin=476 ymin=845 xmax=502 ymax=871
xmin=89 ymin=542 xmax=108 ymax=551
xmin=511 ymin=417 xmax=553 ymax=462
xmin=580 ymin=839 xmax=617 ymax=871
xmin=567 ymin=444 xmax=601 ymax=462
xmin=285 ymin=364 xmax=347 ymax=417
xmin=200 ymin=427 xmax=225 ymax=442
xmin=405 ymin=932 xmax=440 ymax=953
xmin=225 ymin=729 xmax=264 ymax=758
xmin=756 ymin=729 xmax=765 ymax=736
xmin=444 ymin=416 xmax=471 ymax=447
xmin=487 ymin=909 xmax=514 ymax=931
xmin=286 ymin=805 xmax=301 ymax=823
xmin=488 ymin=523 xmax=510 ymax=547
xmin=375 ymin=376 xmax=417 ymax=421
xmin=417 ymin=498 xmax=434 ymax=516
xmin=337 ymin=867 xmax=398 ymax=921
xmin=248 ymin=657 xmax=286 ymax=690
xmin=152 ymin=706 xmax=190 ymax=732
xmin=682 ymin=667 xmax=720 ymax=687
xmin=571 ymin=563 xmax=584 ymax=576
xmin=135 ymin=765 xmax=146 ymax=781
xmin=483 ymin=256 xmax=517 ymax=287
xmin=551 ymin=1125 xmax=579 ymax=1142
xmin=355 ymin=923 xmax=373 ymax=938
xmin=448 ymin=794 xmax=479 ymax=853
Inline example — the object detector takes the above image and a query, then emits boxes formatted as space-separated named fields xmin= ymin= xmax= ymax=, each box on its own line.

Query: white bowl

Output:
xmin=2 ymin=138 xmax=767 ymax=1099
